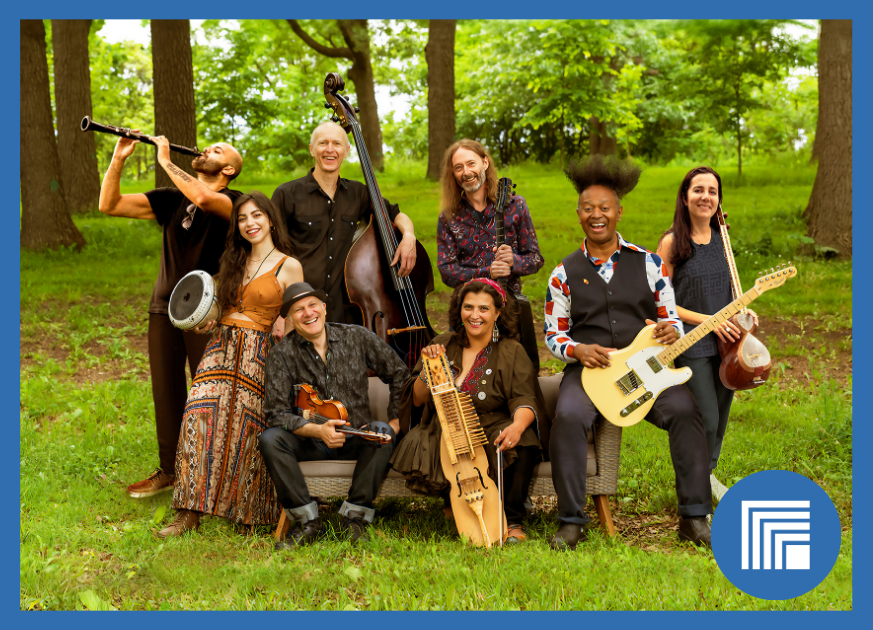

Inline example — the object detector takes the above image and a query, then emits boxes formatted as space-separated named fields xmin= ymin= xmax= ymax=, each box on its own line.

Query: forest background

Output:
xmin=19 ymin=19 xmax=852 ymax=611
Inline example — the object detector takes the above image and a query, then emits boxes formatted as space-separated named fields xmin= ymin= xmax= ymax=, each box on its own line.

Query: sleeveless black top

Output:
xmin=671 ymin=228 xmax=733 ymax=358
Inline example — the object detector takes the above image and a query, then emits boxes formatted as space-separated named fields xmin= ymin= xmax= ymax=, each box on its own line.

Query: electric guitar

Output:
xmin=582 ymin=266 xmax=796 ymax=427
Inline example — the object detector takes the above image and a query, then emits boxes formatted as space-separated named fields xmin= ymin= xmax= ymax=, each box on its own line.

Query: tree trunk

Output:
xmin=737 ymin=120 xmax=743 ymax=177
xmin=20 ymin=20 xmax=85 ymax=251
xmin=425 ymin=19 xmax=456 ymax=180
xmin=804 ymin=20 xmax=852 ymax=257
xmin=150 ymin=20 xmax=197 ymax=189
xmin=287 ymin=19 xmax=385 ymax=171
xmin=589 ymin=116 xmax=617 ymax=156
xmin=52 ymin=19 xmax=101 ymax=214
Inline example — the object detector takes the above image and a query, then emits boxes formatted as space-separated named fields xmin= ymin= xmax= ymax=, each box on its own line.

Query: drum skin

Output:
xmin=169 ymin=270 xmax=220 ymax=330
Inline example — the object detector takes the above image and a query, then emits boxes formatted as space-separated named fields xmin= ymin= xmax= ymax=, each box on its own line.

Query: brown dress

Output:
xmin=172 ymin=257 xmax=291 ymax=525
xmin=390 ymin=332 xmax=547 ymax=495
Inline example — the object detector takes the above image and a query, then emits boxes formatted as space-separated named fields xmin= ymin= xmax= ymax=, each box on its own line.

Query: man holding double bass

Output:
xmin=437 ymin=139 xmax=544 ymax=370
xmin=98 ymin=132 xmax=243 ymax=499
xmin=271 ymin=121 xmax=419 ymax=329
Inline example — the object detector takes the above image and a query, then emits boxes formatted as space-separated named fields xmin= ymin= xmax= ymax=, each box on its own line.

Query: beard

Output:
xmin=191 ymin=155 xmax=224 ymax=177
xmin=459 ymin=167 xmax=486 ymax=193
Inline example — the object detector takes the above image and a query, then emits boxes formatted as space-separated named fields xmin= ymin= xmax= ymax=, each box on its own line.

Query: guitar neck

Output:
xmin=659 ymin=286 xmax=761 ymax=364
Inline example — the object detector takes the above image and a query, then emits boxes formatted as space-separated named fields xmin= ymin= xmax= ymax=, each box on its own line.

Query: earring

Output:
xmin=492 ymin=322 xmax=499 ymax=344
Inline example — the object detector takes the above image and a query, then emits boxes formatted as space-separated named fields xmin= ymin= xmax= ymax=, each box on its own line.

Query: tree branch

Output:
xmin=286 ymin=19 xmax=352 ymax=59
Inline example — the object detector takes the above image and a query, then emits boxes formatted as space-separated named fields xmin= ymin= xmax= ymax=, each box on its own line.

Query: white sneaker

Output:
xmin=710 ymin=473 xmax=730 ymax=503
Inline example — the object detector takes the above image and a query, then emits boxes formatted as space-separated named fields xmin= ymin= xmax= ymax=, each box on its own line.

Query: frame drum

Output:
xmin=168 ymin=271 xmax=220 ymax=330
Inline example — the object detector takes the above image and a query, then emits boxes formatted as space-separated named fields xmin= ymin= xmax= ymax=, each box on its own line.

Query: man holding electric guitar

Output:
xmin=543 ymin=156 xmax=712 ymax=551
xmin=437 ymin=139 xmax=544 ymax=371
xmin=259 ymin=282 xmax=410 ymax=548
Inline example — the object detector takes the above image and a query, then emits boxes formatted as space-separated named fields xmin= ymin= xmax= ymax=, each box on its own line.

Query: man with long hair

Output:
xmin=544 ymin=155 xmax=712 ymax=551
xmin=437 ymin=139 xmax=543 ymax=295
xmin=98 ymin=134 xmax=243 ymax=500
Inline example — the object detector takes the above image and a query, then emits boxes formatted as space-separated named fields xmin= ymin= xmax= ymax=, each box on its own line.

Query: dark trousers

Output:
xmin=258 ymin=426 xmax=395 ymax=511
xmin=501 ymin=446 xmax=540 ymax=524
xmin=550 ymin=367 xmax=712 ymax=525
xmin=148 ymin=313 xmax=211 ymax=474
xmin=675 ymin=354 xmax=734 ymax=472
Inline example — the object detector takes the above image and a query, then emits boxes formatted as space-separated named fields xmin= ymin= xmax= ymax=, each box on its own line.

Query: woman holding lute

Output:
xmin=390 ymin=279 xmax=546 ymax=544
xmin=657 ymin=166 xmax=757 ymax=501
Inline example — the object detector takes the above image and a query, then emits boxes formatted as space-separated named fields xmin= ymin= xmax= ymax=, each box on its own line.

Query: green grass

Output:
xmin=20 ymin=158 xmax=852 ymax=610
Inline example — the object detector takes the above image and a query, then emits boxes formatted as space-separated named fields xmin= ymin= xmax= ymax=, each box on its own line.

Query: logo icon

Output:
xmin=712 ymin=470 xmax=841 ymax=600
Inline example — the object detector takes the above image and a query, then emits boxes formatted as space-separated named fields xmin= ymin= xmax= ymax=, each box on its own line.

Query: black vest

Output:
xmin=563 ymin=247 xmax=657 ymax=355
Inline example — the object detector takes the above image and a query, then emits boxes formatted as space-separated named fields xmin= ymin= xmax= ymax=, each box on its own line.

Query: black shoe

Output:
xmin=340 ymin=510 xmax=370 ymax=543
xmin=275 ymin=517 xmax=323 ymax=550
xmin=678 ymin=516 xmax=711 ymax=548
xmin=549 ymin=522 xmax=587 ymax=551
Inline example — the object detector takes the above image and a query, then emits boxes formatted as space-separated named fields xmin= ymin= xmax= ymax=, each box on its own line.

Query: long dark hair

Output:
xmin=658 ymin=166 xmax=723 ymax=267
xmin=216 ymin=191 xmax=294 ymax=309
xmin=448 ymin=281 xmax=520 ymax=347
xmin=440 ymin=139 xmax=499 ymax=221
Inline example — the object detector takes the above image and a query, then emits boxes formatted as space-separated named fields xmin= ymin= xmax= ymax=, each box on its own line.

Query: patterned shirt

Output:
xmin=437 ymin=194 xmax=544 ymax=294
xmin=544 ymin=233 xmax=684 ymax=363
xmin=263 ymin=323 xmax=410 ymax=432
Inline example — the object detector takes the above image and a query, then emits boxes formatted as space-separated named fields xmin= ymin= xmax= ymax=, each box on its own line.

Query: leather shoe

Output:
xmin=550 ymin=522 xmax=587 ymax=551
xmin=157 ymin=509 xmax=199 ymax=538
xmin=504 ymin=524 xmax=527 ymax=544
xmin=127 ymin=469 xmax=174 ymax=498
xmin=678 ymin=516 xmax=711 ymax=548
xmin=340 ymin=510 xmax=370 ymax=543
xmin=275 ymin=517 xmax=323 ymax=550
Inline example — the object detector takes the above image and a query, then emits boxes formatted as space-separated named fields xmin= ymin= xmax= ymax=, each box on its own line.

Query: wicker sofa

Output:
xmin=273 ymin=372 xmax=622 ymax=540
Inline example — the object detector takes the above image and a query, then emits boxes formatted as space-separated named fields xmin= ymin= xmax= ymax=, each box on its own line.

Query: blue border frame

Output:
xmin=10 ymin=2 xmax=866 ymax=627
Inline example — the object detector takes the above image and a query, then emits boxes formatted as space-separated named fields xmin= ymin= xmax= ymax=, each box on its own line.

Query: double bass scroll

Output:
xmin=322 ymin=73 xmax=436 ymax=370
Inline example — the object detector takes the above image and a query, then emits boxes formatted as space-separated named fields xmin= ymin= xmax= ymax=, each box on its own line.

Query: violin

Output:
xmin=420 ymin=348 xmax=506 ymax=547
xmin=714 ymin=206 xmax=773 ymax=390
xmin=322 ymin=73 xmax=436 ymax=369
xmin=294 ymin=383 xmax=392 ymax=444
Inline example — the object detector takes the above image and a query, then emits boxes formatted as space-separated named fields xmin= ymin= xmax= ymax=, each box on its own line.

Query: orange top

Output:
xmin=220 ymin=256 xmax=290 ymax=333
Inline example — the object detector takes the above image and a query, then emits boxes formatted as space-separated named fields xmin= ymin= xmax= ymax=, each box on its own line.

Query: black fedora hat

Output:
xmin=280 ymin=282 xmax=328 ymax=318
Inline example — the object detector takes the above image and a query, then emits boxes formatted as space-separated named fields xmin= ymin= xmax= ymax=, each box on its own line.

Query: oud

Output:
xmin=421 ymin=349 xmax=506 ymax=547
xmin=582 ymin=266 xmax=796 ymax=427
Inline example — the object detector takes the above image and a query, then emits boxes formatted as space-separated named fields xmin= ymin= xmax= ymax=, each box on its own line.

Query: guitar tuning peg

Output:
xmin=330 ymin=116 xmax=339 ymax=123
xmin=770 ymin=268 xmax=775 ymax=273
xmin=354 ymin=106 xmax=360 ymax=113
xmin=324 ymin=102 xmax=332 ymax=109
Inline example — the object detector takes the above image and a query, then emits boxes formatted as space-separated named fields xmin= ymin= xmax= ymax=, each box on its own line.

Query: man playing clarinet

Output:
xmin=98 ymin=133 xmax=243 ymax=500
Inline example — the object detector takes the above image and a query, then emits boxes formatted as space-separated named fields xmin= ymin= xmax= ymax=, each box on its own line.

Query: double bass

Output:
xmin=714 ymin=206 xmax=773 ymax=390
xmin=323 ymin=73 xmax=436 ymax=368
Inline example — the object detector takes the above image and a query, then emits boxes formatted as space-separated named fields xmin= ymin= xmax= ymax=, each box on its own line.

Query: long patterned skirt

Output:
xmin=172 ymin=324 xmax=281 ymax=525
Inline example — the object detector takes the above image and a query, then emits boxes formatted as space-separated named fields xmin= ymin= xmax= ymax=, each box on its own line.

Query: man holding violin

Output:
xmin=271 ymin=121 xmax=419 ymax=329
xmin=260 ymin=282 xmax=409 ymax=547
xmin=98 ymin=132 xmax=243 ymax=500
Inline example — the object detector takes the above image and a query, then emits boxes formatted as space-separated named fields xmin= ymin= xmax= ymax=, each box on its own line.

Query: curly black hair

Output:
xmin=563 ymin=155 xmax=642 ymax=201
xmin=448 ymin=281 xmax=519 ymax=347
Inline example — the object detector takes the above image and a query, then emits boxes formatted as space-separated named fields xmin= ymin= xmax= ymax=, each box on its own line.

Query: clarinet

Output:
xmin=80 ymin=116 xmax=202 ymax=157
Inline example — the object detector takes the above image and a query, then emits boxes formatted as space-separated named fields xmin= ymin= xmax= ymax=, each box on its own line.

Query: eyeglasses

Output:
xmin=182 ymin=204 xmax=197 ymax=230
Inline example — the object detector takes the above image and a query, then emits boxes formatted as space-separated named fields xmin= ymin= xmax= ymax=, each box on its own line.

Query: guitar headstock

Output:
xmin=323 ymin=72 xmax=357 ymax=133
xmin=420 ymin=348 xmax=454 ymax=392
xmin=753 ymin=263 xmax=797 ymax=293
xmin=495 ymin=177 xmax=516 ymax=215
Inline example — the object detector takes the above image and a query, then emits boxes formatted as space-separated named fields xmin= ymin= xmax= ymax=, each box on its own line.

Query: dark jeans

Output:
xmin=501 ymin=446 xmax=540 ymax=524
xmin=258 ymin=425 xmax=396 ymax=511
xmin=148 ymin=313 xmax=211 ymax=474
xmin=550 ymin=367 xmax=712 ymax=525
xmin=675 ymin=354 xmax=734 ymax=472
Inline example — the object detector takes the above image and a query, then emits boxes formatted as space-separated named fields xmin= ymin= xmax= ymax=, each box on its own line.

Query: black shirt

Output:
xmin=270 ymin=169 xmax=400 ymax=323
xmin=144 ymin=187 xmax=241 ymax=314
xmin=263 ymin=323 xmax=410 ymax=432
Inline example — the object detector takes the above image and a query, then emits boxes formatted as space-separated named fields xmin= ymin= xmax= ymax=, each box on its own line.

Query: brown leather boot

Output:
xmin=127 ymin=469 xmax=174 ymax=498
xmin=157 ymin=509 xmax=200 ymax=538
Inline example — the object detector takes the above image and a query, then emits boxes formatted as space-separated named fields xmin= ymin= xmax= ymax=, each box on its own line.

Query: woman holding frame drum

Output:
xmin=159 ymin=191 xmax=303 ymax=537
xmin=657 ymin=167 xmax=756 ymax=503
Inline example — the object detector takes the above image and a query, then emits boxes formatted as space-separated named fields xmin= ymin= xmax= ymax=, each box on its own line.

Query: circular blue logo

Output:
xmin=711 ymin=470 xmax=841 ymax=600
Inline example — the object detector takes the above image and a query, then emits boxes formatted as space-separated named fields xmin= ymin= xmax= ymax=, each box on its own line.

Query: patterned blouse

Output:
xmin=544 ymin=233 xmax=684 ymax=363
xmin=436 ymin=195 xmax=544 ymax=294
